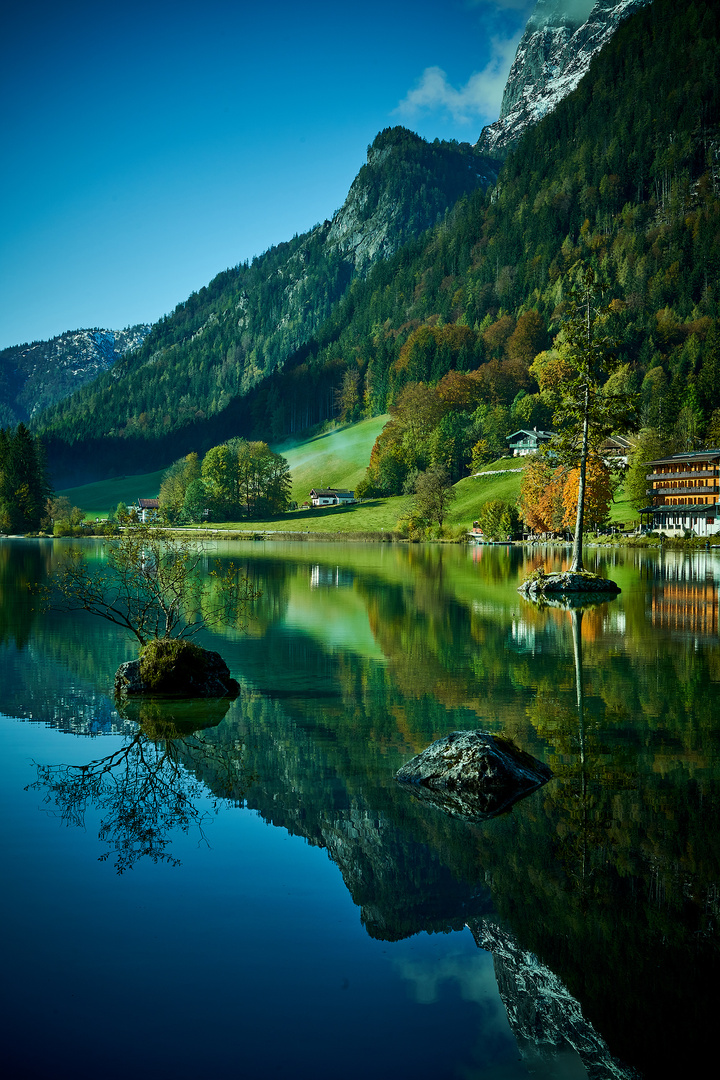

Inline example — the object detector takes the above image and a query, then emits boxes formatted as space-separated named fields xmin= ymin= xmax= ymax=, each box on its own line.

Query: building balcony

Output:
xmin=647 ymin=469 xmax=718 ymax=481
xmin=652 ymin=485 xmax=719 ymax=497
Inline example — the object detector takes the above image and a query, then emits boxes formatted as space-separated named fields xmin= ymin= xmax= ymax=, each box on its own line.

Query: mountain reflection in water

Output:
xmin=2 ymin=538 xmax=720 ymax=1079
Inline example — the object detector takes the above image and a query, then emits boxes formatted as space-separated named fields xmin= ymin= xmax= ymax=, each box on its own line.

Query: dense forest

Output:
xmin=0 ymin=424 xmax=52 ymax=533
xmin=34 ymin=0 xmax=720 ymax=486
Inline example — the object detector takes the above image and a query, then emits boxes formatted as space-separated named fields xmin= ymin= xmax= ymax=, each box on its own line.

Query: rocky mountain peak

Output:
xmin=476 ymin=0 xmax=652 ymax=158
xmin=327 ymin=127 xmax=499 ymax=274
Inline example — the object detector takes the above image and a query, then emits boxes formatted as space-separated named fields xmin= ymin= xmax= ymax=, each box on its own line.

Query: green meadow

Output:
xmin=58 ymin=468 xmax=167 ymax=518
xmin=275 ymin=414 xmax=390 ymax=504
xmin=58 ymin=416 xmax=636 ymax=536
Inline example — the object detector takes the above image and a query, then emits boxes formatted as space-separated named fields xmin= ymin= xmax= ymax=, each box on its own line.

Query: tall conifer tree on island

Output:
xmin=538 ymin=267 xmax=635 ymax=572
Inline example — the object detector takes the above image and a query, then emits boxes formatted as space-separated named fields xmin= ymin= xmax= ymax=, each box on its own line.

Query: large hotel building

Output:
xmin=644 ymin=449 xmax=720 ymax=536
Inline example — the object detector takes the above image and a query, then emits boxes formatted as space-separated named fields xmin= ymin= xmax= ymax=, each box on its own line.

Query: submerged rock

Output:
xmin=114 ymin=639 xmax=239 ymax=699
xmin=396 ymin=730 xmax=552 ymax=821
xmin=519 ymin=570 xmax=620 ymax=600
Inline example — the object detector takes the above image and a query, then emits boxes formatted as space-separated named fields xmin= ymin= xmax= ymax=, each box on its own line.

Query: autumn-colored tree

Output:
xmin=335 ymin=366 xmax=362 ymax=422
xmin=476 ymin=356 xmax=535 ymax=405
xmin=436 ymin=369 xmax=485 ymax=411
xmin=506 ymin=310 xmax=547 ymax=365
xmin=562 ymin=460 xmax=613 ymax=530
xmin=529 ymin=349 xmax=575 ymax=390
xmin=482 ymin=314 xmax=515 ymax=360
xmin=519 ymin=457 xmax=565 ymax=534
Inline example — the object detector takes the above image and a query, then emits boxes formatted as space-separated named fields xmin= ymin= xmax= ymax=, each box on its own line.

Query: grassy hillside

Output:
xmin=58 ymin=417 xmax=389 ymax=518
xmin=185 ymin=456 xmax=525 ymax=536
xmin=448 ymin=465 xmax=524 ymax=527
xmin=59 ymin=468 xmax=166 ymax=517
xmin=58 ymin=428 xmax=634 ymax=536
xmin=276 ymin=415 xmax=389 ymax=503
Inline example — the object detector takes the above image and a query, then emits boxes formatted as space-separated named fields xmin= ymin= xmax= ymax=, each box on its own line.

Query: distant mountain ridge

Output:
xmin=476 ymin=0 xmax=652 ymax=157
xmin=0 ymin=324 xmax=149 ymax=427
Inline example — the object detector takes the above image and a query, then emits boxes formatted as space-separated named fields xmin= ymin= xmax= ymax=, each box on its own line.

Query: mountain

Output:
xmin=0 ymin=324 xmax=149 ymax=428
xmin=327 ymin=128 xmax=498 ymax=273
xmin=476 ymin=0 xmax=652 ymax=157
xmin=32 ymin=0 xmax=720 ymax=490
xmin=31 ymin=129 xmax=498 ymax=485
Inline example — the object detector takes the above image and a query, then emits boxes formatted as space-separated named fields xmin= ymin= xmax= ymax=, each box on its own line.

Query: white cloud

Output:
xmin=466 ymin=0 xmax=533 ymax=10
xmin=467 ymin=0 xmax=595 ymax=19
xmin=394 ymin=32 xmax=522 ymax=126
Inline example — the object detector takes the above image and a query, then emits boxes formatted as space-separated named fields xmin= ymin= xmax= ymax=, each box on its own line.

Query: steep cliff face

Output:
xmin=327 ymin=128 xmax=499 ymax=274
xmin=0 ymin=324 xmax=149 ymax=425
xmin=476 ymin=0 xmax=652 ymax=157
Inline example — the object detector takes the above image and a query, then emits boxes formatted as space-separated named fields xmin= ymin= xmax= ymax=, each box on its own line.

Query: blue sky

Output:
xmin=0 ymin=0 xmax=536 ymax=350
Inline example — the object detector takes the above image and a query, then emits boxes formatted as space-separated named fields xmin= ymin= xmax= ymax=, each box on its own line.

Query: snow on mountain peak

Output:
xmin=476 ymin=0 xmax=652 ymax=158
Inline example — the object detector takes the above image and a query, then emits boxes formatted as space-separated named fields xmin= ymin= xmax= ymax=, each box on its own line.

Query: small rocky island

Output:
xmin=115 ymin=639 xmax=240 ymax=698
xmin=396 ymin=730 xmax=552 ymax=821
xmin=518 ymin=569 xmax=620 ymax=600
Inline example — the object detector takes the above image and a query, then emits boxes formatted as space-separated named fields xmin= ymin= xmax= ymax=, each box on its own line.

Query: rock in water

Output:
xmin=518 ymin=570 xmax=620 ymax=599
xmin=114 ymin=639 xmax=239 ymax=699
xmin=396 ymin=730 xmax=551 ymax=821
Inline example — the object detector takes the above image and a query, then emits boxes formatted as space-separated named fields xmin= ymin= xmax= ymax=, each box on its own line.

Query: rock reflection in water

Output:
xmin=471 ymin=921 xmax=640 ymax=1080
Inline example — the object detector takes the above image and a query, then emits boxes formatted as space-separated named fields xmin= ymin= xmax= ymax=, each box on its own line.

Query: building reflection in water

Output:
xmin=649 ymin=550 xmax=720 ymax=640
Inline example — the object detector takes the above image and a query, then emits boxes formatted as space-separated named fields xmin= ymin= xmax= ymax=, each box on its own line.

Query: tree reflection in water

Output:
xmin=27 ymin=697 xmax=251 ymax=873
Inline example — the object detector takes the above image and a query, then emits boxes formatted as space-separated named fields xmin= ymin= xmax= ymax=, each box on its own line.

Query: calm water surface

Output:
xmin=1 ymin=538 xmax=719 ymax=1079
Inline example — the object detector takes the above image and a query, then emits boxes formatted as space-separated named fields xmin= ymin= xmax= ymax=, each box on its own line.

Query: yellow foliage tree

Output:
xmin=562 ymin=460 xmax=613 ymax=531
xmin=519 ymin=457 xmax=565 ymax=534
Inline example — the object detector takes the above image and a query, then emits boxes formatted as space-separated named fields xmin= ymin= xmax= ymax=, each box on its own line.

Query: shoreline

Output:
xmin=6 ymin=528 xmax=720 ymax=551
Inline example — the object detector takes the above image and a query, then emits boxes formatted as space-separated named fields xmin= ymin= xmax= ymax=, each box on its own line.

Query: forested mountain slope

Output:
xmin=35 ymin=130 xmax=498 ymax=485
xmin=261 ymin=0 xmax=720 ymax=451
xmin=36 ymin=0 xmax=720 ymax=487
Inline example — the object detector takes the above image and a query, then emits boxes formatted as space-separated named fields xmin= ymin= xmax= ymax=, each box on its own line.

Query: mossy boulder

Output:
xmin=114 ymin=639 xmax=240 ymax=699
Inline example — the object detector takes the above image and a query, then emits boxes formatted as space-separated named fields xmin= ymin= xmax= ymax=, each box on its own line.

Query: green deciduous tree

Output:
xmin=412 ymin=466 xmax=456 ymax=528
xmin=201 ymin=439 xmax=291 ymax=520
xmin=476 ymin=499 xmax=521 ymax=540
xmin=625 ymin=429 xmax=676 ymax=512
xmin=159 ymin=453 xmax=201 ymax=522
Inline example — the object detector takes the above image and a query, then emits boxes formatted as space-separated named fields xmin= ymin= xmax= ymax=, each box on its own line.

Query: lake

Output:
xmin=1 ymin=537 xmax=718 ymax=1079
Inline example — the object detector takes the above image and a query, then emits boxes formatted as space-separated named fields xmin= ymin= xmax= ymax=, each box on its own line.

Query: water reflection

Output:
xmin=27 ymin=697 xmax=248 ymax=872
xmin=3 ymin=539 xmax=720 ymax=1077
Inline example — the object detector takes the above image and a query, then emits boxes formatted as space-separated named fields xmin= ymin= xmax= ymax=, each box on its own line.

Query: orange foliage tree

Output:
xmin=519 ymin=457 xmax=565 ymax=534
xmin=562 ymin=460 xmax=613 ymax=531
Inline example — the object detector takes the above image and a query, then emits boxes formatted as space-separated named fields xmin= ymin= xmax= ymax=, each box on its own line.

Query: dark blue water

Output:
xmin=2 ymin=538 xmax=720 ymax=1079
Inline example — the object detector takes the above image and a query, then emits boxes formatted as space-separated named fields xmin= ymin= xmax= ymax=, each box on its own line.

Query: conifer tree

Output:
xmin=0 ymin=424 xmax=52 ymax=533
xmin=540 ymin=268 xmax=635 ymax=570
